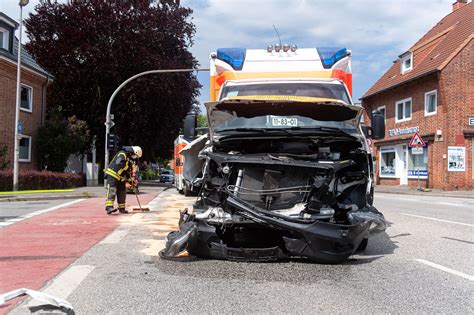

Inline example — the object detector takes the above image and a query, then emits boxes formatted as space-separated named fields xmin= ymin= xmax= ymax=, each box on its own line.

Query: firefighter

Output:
xmin=105 ymin=146 xmax=142 ymax=214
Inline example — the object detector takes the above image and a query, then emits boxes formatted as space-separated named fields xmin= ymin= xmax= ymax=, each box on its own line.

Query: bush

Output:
xmin=139 ymin=169 xmax=159 ymax=180
xmin=0 ymin=170 xmax=85 ymax=191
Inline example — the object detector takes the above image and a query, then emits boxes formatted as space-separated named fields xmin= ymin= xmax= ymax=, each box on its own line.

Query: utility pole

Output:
xmin=13 ymin=0 xmax=29 ymax=191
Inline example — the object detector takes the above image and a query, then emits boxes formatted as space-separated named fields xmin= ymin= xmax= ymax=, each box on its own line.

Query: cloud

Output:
xmin=1 ymin=0 xmax=456 ymax=102
xmin=182 ymin=0 xmax=453 ymax=101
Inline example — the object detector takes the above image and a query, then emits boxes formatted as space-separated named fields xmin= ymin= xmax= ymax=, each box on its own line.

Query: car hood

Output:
xmin=205 ymin=95 xmax=363 ymax=138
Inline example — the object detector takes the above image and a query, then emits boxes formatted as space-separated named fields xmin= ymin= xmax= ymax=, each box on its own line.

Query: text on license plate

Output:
xmin=271 ymin=117 xmax=298 ymax=127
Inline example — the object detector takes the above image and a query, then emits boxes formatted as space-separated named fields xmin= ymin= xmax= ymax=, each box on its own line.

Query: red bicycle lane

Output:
xmin=0 ymin=192 xmax=159 ymax=314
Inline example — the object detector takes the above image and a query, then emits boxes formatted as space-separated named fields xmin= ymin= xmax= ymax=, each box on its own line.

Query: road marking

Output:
xmin=0 ymin=199 xmax=85 ymax=228
xmin=100 ymin=228 xmax=129 ymax=244
xmin=26 ymin=265 xmax=95 ymax=308
xmin=438 ymin=201 xmax=472 ymax=208
xmin=401 ymin=213 xmax=474 ymax=227
xmin=414 ymin=259 xmax=474 ymax=281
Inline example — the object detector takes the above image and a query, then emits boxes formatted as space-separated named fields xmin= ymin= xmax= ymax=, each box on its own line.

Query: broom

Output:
xmin=132 ymin=188 xmax=150 ymax=212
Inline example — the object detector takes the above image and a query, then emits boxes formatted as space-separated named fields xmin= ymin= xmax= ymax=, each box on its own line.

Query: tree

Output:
xmin=38 ymin=114 xmax=90 ymax=172
xmin=25 ymin=0 xmax=200 ymax=163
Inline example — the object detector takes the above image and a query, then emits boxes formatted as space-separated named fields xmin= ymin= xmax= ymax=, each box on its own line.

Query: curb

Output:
xmin=375 ymin=190 xmax=474 ymax=199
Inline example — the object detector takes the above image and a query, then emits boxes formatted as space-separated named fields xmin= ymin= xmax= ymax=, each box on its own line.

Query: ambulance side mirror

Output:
xmin=183 ymin=112 xmax=197 ymax=140
xmin=371 ymin=110 xmax=385 ymax=140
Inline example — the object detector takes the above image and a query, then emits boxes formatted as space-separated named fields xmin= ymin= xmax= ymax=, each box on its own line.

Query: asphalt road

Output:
xmin=9 ymin=190 xmax=474 ymax=314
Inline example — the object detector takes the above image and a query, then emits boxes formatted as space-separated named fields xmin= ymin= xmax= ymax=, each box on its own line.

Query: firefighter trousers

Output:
xmin=105 ymin=177 xmax=127 ymax=210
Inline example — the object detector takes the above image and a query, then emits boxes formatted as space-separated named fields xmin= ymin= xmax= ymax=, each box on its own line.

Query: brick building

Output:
xmin=361 ymin=1 xmax=473 ymax=190
xmin=0 ymin=12 xmax=51 ymax=171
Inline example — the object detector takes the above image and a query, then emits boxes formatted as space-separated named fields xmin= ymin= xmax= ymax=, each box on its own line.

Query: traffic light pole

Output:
xmin=104 ymin=68 xmax=209 ymax=187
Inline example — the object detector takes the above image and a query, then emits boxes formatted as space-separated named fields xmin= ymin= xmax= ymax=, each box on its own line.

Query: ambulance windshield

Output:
xmin=220 ymin=82 xmax=351 ymax=104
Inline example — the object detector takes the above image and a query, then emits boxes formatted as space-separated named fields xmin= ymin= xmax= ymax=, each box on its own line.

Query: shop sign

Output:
xmin=388 ymin=126 xmax=419 ymax=137
xmin=447 ymin=146 xmax=465 ymax=172
xmin=408 ymin=170 xmax=428 ymax=176
xmin=411 ymin=147 xmax=424 ymax=154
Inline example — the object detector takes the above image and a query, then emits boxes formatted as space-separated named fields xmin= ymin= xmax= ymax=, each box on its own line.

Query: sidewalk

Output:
xmin=375 ymin=185 xmax=474 ymax=199
xmin=0 ymin=181 xmax=170 ymax=202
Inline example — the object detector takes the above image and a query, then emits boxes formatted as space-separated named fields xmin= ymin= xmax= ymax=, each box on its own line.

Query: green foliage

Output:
xmin=38 ymin=114 xmax=90 ymax=172
xmin=0 ymin=170 xmax=84 ymax=191
xmin=0 ymin=144 xmax=10 ymax=170
xmin=197 ymin=114 xmax=208 ymax=128
xmin=140 ymin=169 xmax=159 ymax=180
xmin=25 ymin=0 xmax=201 ymax=162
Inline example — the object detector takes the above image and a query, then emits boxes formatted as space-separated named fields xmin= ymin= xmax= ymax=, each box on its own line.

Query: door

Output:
xmin=400 ymin=145 xmax=408 ymax=185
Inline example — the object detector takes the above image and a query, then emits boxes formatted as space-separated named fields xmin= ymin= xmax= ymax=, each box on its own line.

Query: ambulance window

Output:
xmin=221 ymin=83 xmax=351 ymax=104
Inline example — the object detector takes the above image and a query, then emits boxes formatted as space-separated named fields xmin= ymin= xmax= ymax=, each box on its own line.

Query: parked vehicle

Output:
xmin=162 ymin=46 xmax=387 ymax=263
xmin=159 ymin=169 xmax=174 ymax=183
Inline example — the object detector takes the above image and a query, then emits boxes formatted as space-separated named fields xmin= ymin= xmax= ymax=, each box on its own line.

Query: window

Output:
xmin=0 ymin=27 xmax=10 ymax=50
xmin=19 ymin=136 xmax=31 ymax=162
xmin=408 ymin=146 xmax=428 ymax=178
xmin=380 ymin=149 xmax=396 ymax=177
xmin=20 ymin=85 xmax=33 ymax=112
xmin=400 ymin=52 xmax=413 ymax=73
xmin=395 ymin=98 xmax=412 ymax=122
xmin=424 ymin=90 xmax=437 ymax=116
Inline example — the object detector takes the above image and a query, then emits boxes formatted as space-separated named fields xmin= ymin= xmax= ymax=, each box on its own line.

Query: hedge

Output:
xmin=0 ymin=170 xmax=85 ymax=191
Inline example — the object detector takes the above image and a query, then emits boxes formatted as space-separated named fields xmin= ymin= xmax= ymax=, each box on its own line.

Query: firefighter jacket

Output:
xmin=105 ymin=150 xmax=131 ymax=182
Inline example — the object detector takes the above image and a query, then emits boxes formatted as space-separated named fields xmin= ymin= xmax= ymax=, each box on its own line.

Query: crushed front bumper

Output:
xmin=161 ymin=198 xmax=386 ymax=264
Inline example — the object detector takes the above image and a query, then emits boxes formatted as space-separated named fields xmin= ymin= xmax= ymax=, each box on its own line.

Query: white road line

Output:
xmin=26 ymin=265 xmax=95 ymax=308
xmin=414 ymin=259 xmax=474 ymax=281
xmin=401 ymin=213 xmax=474 ymax=227
xmin=100 ymin=228 xmax=129 ymax=244
xmin=438 ymin=201 xmax=471 ymax=208
xmin=0 ymin=199 xmax=85 ymax=228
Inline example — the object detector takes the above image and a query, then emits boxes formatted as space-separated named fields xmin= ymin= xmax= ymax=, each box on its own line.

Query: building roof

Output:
xmin=0 ymin=37 xmax=52 ymax=78
xmin=0 ymin=12 xmax=19 ymax=28
xmin=362 ymin=2 xmax=473 ymax=99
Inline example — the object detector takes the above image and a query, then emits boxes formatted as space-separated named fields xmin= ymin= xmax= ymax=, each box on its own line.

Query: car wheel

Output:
xmin=356 ymin=238 xmax=368 ymax=251
xmin=183 ymin=182 xmax=192 ymax=197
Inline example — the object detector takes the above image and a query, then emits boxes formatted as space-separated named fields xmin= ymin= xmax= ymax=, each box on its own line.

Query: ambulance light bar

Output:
xmin=216 ymin=48 xmax=246 ymax=70
xmin=317 ymin=47 xmax=348 ymax=69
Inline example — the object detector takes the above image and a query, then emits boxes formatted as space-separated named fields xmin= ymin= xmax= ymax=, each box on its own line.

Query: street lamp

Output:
xmin=13 ymin=0 xmax=29 ymax=191
xmin=103 ymin=68 xmax=209 ymax=187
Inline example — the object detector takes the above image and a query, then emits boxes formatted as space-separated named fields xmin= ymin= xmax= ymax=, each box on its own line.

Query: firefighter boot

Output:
xmin=106 ymin=206 xmax=118 ymax=215
xmin=119 ymin=208 xmax=129 ymax=214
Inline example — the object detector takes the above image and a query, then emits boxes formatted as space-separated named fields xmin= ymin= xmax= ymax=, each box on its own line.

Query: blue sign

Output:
xmin=469 ymin=117 xmax=474 ymax=126
xmin=17 ymin=121 xmax=23 ymax=134
xmin=408 ymin=170 xmax=428 ymax=177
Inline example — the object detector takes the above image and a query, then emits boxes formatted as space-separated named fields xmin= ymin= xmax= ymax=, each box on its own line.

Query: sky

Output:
xmin=1 ymin=0 xmax=457 ymax=106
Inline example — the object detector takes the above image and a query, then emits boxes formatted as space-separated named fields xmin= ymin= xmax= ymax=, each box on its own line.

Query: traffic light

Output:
xmin=107 ymin=134 xmax=119 ymax=151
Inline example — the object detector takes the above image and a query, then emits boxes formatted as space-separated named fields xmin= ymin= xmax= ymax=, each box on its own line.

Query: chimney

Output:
xmin=452 ymin=0 xmax=468 ymax=11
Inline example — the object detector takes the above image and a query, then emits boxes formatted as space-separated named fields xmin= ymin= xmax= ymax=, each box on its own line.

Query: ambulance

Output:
xmin=163 ymin=45 xmax=387 ymax=263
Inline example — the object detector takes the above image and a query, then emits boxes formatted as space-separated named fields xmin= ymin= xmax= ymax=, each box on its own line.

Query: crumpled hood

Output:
xmin=205 ymin=95 xmax=363 ymax=136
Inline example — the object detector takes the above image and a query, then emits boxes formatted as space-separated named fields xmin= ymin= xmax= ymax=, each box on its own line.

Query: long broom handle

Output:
xmin=135 ymin=189 xmax=143 ymax=210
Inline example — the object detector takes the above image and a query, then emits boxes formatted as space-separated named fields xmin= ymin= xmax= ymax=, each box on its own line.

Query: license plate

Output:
xmin=271 ymin=117 xmax=298 ymax=127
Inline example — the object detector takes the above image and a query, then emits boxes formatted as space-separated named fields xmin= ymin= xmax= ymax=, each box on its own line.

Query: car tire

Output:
xmin=183 ymin=182 xmax=192 ymax=197
xmin=356 ymin=238 xmax=368 ymax=251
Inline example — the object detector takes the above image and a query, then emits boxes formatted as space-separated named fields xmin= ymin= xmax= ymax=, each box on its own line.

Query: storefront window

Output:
xmin=408 ymin=146 xmax=428 ymax=178
xmin=380 ymin=149 xmax=396 ymax=176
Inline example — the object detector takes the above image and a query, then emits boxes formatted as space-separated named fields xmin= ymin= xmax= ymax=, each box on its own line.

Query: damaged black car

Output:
xmin=162 ymin=96 xmax=387 ymax=263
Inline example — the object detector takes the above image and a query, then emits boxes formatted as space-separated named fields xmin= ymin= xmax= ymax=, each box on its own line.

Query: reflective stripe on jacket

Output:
xmin=106 ymin=151 xmax=130 ymax=181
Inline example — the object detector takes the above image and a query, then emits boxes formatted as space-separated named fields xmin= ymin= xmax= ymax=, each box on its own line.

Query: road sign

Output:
xmin=411 ymin=147 xmax=423 ymax=155
xmin=469 ymin=117 xmax=474 ymax=126
xmin=409 ymin=132 xmax=425 ymax=147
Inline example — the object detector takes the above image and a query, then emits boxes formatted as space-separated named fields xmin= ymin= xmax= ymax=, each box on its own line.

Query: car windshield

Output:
xmin=220 ymin=82 xmax=351 ymax=104
xmin=162 ymin=170 xmax=171 ymax=175
xmin=214 ymin=115 xmax=358 ymax=135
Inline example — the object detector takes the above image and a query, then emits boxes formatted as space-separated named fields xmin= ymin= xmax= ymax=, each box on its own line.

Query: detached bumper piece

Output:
xmin=162 ymin=200 xmax=386 ymax=264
